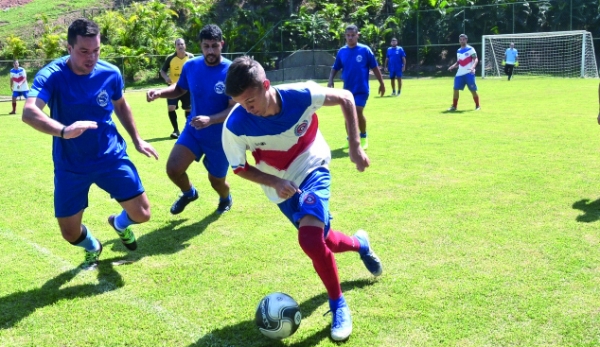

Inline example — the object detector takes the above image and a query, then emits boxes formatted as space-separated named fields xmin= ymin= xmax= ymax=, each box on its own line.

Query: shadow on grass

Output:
xmin=106 ymin=212 xmax=221 ymax=260
xmin=330 ymin=147 xmax=349 ymax=160
xmin=441 ymin=109 xmax=466 ymax=114
xmin=572 ymin=198 xmax=600 ymax=223
xmin=145 ymin=136 xmax=176 ymax=143
xmin=185 ymin=279 xmax=375 ymax=347
xmin=0 ymin=259 xmax=124 ymax=330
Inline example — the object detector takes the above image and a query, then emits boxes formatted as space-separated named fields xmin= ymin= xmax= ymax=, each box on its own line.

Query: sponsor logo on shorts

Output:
xmin=303 ymin=193 xmax=316 ymax=205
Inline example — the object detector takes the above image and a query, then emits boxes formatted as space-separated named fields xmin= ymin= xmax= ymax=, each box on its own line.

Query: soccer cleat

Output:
xmin=108 ymin=215 xmax=137 ymax=251
xmin=216 ymin=196 xmax=233 ymax=214
xmin=360 ymin=137 xmax=368 ymax=150
xmin=390 ymin=92 xmax=396 ymax=96
xmin=447 ymin=106 xmax=457 ymax=112
xmin=170 ymin=190 xmax=199 ymax=215
xmin=8 ymin=110 xmax=16 ymax=115
xmin=475 ymin=106 xmax=481 ymax=111
xmin=354 ymin=229 xmax=382 ymax=276
xmin=170 ymin=132 xmax=179 ymax=139
xmin=82 ymin=241 xmax=103 ymax=270
xmin=327 ymin=298 xmax=352 ymax=341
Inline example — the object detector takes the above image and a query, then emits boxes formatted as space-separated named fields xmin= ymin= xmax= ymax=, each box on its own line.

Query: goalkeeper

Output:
xmin=503 ymin=42 xmax=519 ymax=81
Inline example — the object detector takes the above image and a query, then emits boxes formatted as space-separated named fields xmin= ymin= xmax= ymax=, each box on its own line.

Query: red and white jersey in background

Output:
xmin=222 ymin=82 xmax=330 ymax=203
xmin=10 ymin=67 xmax=29 ymax=91
xmin=456 ymin=45 xmax=477 ymax=77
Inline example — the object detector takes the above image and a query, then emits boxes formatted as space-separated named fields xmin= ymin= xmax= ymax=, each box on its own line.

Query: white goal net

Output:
xmin=482 ymin=31 xmax=598 ymax=78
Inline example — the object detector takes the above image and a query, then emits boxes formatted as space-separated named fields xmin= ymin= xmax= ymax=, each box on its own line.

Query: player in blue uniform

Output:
xmin=384 ymin=38 xmax=406 ymax=96
xmin=328 ymin=24 xmax=385 ymax=150
xmin=22 ymin=18 xmax=159 ymax=270
xmin=147 ymin=24 xmax=234 ymax=215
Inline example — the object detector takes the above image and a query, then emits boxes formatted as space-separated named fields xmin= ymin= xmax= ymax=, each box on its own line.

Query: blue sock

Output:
xmin=183 ymin=186 xmax=197 ymax=198
xmin=360 ymin=132 xmax=367 ymax=139
xmin=392 ymin=89 xmax=396 ymax=94
xmin=70 ymin=225 xmax=100 ymax=252
xmin=114 ymin=210 xmax=135 ymax=231
xmin=397 ymin=90 xmax=401 ymax=95
xmin=329 ymin=295 xmax=347 ymax=311
xmin=220 ymin=194 xmax=231 ymax=202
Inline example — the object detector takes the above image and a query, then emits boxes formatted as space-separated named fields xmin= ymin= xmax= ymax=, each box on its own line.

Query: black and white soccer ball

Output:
xmin=255 ymin=292 xmax=301 ymax=339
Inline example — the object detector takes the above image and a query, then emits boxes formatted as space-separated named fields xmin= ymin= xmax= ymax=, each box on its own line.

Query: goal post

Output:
xmin=482 ymin=31 xmax=598 ymax=78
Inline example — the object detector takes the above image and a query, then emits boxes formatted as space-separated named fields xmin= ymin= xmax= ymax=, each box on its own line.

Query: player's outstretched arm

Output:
xmin=190 ymin=99 xmax=236 ymax=130
xmin=146 ymin=84 xmax=187 ymax=102
xmin=112 ymin=97 xmax=158 ymax=160
xmin=321 ymin=87 xmax=370 ymax=172
xmin=22 ymin=97 xmax=98 ymax=139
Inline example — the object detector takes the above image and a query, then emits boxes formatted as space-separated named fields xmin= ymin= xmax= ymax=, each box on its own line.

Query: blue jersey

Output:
xmin=177 ymin=56 xmax=231 ymax=142
xmin=505 ymin=48 xmax=518 ymax=64
xmin=332 ymin=43 xmax=378 ymax=95
xmin=386 ymin=46 xmax=406 ymax=72
xmin=29 ymin=57 xmax=127 ymax=172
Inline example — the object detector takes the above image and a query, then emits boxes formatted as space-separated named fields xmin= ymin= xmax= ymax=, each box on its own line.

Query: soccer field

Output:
xmin=1 ymin=76 xmax=600 ymax=346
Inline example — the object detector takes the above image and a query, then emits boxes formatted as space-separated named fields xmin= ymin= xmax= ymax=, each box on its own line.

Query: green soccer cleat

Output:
xmin=82 ymin=241 xmax=103 ymax=270
xmin=108 ymin=215 xmax=137 ymax=251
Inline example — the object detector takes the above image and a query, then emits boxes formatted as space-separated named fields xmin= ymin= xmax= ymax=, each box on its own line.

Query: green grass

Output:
xmin=1 ymin=76 xmax=600 ymax=346
xmin=0 ymin=0 xmax=112 ymax=39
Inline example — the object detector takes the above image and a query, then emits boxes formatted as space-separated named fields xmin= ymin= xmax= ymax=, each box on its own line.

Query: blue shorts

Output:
xmin=389 ymin=70 xmax=403 ymax=79
xmin=352 ymin=93 xmax=369 ymax=108
xmin=277 ymin=168 xmax=332 ymax=236
xmin=176 ymin=125 xmax=229 ymax=178
xmin=54 ymin=157 xmax=144 ymax=218
xmin=453 ymin=74 xmax=478 ymax=91
xmin=13 ymin=91 xmax=28 ymax=98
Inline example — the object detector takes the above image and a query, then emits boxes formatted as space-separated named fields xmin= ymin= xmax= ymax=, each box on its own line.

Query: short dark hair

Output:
xmin=225 ymin=56 xmax=265 ymax=97
xmin=68 ymin=18 xmax=100 ymax=46
xmin=345 ymin=24 xmax=359 ymax=33
xmin=199 ymin=24 xmax=223 ymax=42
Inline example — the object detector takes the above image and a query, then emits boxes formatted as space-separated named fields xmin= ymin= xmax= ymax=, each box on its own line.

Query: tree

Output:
xmin=4 ymin=34 xmax=29 ymax=59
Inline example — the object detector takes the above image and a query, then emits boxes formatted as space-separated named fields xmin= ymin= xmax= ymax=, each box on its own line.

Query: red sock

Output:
xmin=11 ymin=102 xmax=16 ymax=112
xmin=298 ymin=226 xmax=342 ymax=299
xmin=473 ymin=96 xmax=479 ymax=107
xmin=452 ymin=98 xmax=458 ymax=108
xmin=325 ymin=229 xmax=360 ymax=253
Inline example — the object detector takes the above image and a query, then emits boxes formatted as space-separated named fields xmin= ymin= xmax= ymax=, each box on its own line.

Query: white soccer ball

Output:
xmin=255 ymin=292 xmax=301 ymax=339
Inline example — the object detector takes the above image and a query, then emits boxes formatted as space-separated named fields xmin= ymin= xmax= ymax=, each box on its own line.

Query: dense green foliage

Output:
xmin=1 ymin=0 xmax=599 ymax=80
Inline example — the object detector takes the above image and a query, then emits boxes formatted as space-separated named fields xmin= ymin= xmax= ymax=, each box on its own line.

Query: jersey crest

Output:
xmin=96 ymin=89 xmax=109 ymax=107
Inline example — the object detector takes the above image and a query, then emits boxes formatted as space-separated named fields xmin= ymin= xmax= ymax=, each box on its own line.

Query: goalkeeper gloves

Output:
xmin=502 ymin=60 xmax=506 ymax=66
xmin=515 ymin=61 xmax=519 ymax=67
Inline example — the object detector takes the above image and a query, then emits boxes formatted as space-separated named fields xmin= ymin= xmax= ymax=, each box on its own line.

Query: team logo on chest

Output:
xmin=97 ymin=89 xmax=109 ymax=107
xmin=214 ymin=81 xmax=225 ymax=94
xmin=295 ymin=120 xmax=309 ymax=136
xmin=356 ymin=55 xmax=363 ymax=63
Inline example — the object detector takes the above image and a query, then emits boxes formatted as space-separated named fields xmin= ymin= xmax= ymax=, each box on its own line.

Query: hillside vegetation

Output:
xmin=0 ymin=0 xmax=599 ymax=87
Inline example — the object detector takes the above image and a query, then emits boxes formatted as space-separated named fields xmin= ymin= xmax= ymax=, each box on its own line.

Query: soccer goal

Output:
xmin=482 ymin=31 xmax=598 ymax=78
